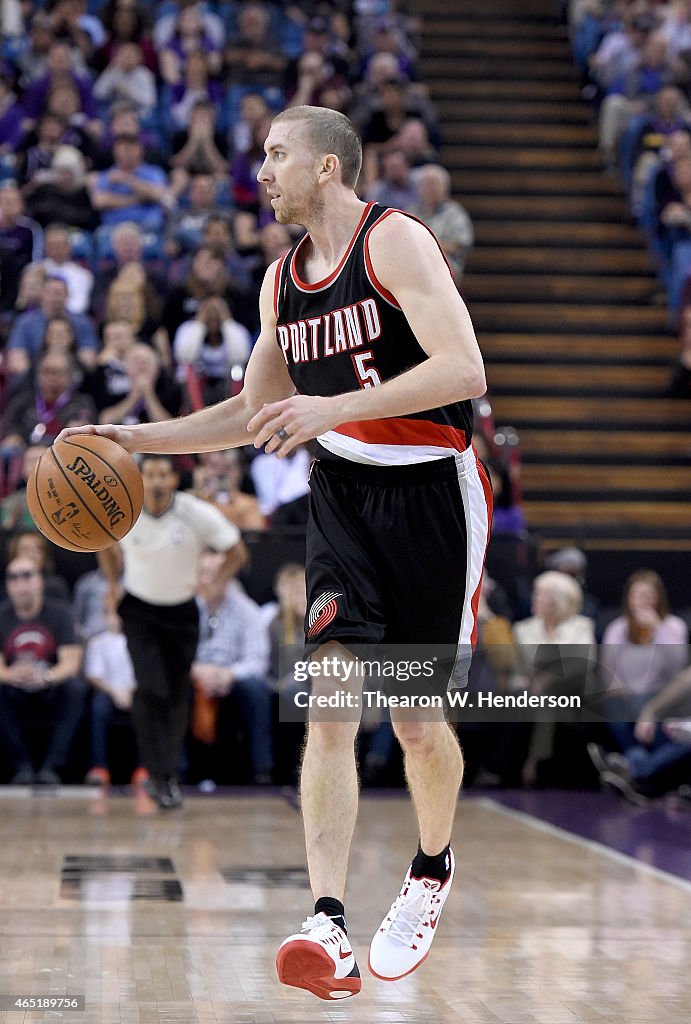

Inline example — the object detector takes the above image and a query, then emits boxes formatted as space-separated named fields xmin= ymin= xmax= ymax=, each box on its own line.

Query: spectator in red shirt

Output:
xmin=0 ymin=556 xmax=84 ymax=785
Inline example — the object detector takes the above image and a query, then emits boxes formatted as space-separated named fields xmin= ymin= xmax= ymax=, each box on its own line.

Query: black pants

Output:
xmin=119 ymin=593 xmax=199 ymax=781
xmin=0 ymin=677 xmax=86 ymax=774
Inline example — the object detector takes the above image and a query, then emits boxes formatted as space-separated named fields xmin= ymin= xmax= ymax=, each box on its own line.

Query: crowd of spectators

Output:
xmin=568 ymin=0 xmax=691 ymax=389
xmin=0 ymin=0 xmax=479 ymax=797
xmin=4 ymin=1 xmax=683 ymax=806
xmin=0 ymin=0 xmax=484 ymax=503
xmin=1 ymin=512 xmax=689 ymax=805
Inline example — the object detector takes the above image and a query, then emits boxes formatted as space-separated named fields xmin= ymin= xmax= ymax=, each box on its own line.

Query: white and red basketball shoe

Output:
xmin=276 ymin=912 xmax=362 ymax=1000
xmin=368 ymin=848 xmax=455 ymax=981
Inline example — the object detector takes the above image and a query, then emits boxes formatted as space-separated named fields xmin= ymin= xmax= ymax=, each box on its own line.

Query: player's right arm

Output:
xmin=57 ymin=261 xmax=294 ymax=455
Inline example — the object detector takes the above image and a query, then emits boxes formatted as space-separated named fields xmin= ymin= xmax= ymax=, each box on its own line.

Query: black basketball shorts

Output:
xmin=304 ymin=447 xmax=493 ymax=663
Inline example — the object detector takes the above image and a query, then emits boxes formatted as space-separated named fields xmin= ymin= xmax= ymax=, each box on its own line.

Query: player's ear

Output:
xmin=319 ymin=153 xmax=339 ymax=181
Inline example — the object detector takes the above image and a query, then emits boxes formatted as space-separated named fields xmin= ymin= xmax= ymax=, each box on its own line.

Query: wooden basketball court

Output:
xmin=0 ymin=788 xmax=689 ymax=1023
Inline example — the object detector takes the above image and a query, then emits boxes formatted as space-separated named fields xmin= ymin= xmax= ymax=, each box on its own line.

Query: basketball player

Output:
xmin=58 ymin=106 xmax=492 ymax=1000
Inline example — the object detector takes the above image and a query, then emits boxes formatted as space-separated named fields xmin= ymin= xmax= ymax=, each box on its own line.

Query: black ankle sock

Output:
xmin=315 ymin=896 xmax=347 ymax=933
xmin=411 ymin=842 xmax=451 ymax=884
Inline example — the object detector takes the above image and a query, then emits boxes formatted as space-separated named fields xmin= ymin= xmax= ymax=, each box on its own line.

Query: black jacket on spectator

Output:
xmin=162 ymin=283 xmax=255 ymax=337
xmin=25 ymin=184 xmax=99 ymax=231
xmin=83 ymin=364 xmax=182 ymax=420
xmin=2 ymin=387 xmax=97 ymax=445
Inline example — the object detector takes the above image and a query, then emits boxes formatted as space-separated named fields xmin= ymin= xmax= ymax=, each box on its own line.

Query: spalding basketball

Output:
xmin=27 ymin=434 xmax=144 ymax=553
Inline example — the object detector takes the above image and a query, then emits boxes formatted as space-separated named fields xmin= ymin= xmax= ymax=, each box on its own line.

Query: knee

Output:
xmin=307 ymin=718 xmax=359 ymax=751
xmin=393 ymin=719 xmax=443 ymax=756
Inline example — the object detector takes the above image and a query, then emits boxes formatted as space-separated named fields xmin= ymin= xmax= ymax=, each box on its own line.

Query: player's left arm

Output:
xmin=248 ymin=213 xmax=486 ymax=455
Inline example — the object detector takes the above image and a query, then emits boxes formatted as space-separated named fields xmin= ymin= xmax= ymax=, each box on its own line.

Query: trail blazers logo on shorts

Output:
xmin=307 ymin=591 xmax=342 ymax=638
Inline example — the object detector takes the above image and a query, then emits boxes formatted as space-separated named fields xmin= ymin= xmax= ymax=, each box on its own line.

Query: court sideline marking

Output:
xmin=477 ymin=796 xmax=691 ymax=896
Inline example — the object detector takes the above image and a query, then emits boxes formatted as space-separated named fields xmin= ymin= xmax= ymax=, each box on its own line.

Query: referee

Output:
xmin=98 ymin=453 xmax=246 ymax=809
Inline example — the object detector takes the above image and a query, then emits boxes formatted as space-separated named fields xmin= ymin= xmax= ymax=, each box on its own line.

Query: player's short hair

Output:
xmin=273 ymin=105 xmax=362 ymax=189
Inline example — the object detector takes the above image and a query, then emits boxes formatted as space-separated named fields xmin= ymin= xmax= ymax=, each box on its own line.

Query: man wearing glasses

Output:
xmin=0 ymin=556 xmax=84 ymax=784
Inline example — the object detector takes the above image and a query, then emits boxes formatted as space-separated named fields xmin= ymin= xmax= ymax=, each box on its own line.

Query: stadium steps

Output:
xmin=469 ymin=303 xmax=666 ymax=334
xmin=428 ymin=19 xmax=566 ymax=39
xmin=474 ymin=221 xmax=644 ymax=248
xmin=423 ymin=57 xmax=576 ymax=80
xmin=449 ymin=152 xmax=609 ymax=173
xmin=416 ymin=0 xmax=689 ymax=549
xmin=421 ymin=38 xmax=572 ymax=60
xmin=457 ymin=171 xmax=626 ymax=196
xmin=461 ymin=194 xmax=632 ymax=218
xmin=521 ymin=501 xmax=690 ymax=528
xmin=470 ymin=250 xmax=651 ymax=274
xmin=516 ymin=429 xmax=691 ymax=459
xmin=521 ymin=464 xmax=691 ymax=497
xmin=488 ymin=364 xmax=669 ymax=396
xmin=436 ymin=101 xmax=591 ymax=125
xmin=443 ymin=123 xmax=596 ymax=146
xmin=484 ymin=395 xmax=688 ymax=426
xmin=439 ymin=80 xmax=582 ymax=100
xmin=480 ymin=333 xmax=678 ymax=361
xmin=465 ymin=275 xmax=656 ymax=304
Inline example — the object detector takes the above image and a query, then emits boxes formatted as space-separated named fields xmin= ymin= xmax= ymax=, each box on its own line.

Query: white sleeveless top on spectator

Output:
xmin=120 ymin=492 xmax=240 ymax=606
xmin=173 ymin=319 xmax=251 ymax=380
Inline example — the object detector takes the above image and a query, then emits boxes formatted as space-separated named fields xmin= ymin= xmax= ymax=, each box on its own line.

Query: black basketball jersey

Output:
xmin=273 ymin=201 xmax=474 ymax=465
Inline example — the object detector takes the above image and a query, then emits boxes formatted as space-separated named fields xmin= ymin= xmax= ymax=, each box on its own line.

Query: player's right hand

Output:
xmin=54 ymin=424 xmax=137 ymax=452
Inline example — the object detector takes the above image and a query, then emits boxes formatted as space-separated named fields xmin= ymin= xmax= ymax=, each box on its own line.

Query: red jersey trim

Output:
xmin=364 ymin=209 xmax=401 ymax=308
xmin=290 ymin=202 xmax=374 ymax=292
xmin=333 ymin=417 xmax=468 ymax=451
xmin=469 ymin=453 xmax=494 ymax=649
xmin=363 ymin=208 xmax=454 ymax=309
xmin=273 ymin=254 xmax=288 ymax=319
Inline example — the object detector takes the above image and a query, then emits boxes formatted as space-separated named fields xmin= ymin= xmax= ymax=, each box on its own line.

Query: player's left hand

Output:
xmin=248 ymin=395 xmax=339 ymax=457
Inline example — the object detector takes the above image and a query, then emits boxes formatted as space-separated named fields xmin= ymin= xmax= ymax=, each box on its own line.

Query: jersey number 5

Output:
xmin=352 ymin=351 xmax=382 ymax=389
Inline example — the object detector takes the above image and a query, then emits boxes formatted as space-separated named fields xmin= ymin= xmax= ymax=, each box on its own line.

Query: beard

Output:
xmin=273 ymin=185 xmax=325 ymax=228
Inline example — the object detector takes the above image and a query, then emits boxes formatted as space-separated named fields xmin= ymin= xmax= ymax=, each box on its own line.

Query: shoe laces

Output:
xmin=384 ymin=880 xmax=440 ymax=947
xmin=301 ymin=913 xmax=332 ymax=933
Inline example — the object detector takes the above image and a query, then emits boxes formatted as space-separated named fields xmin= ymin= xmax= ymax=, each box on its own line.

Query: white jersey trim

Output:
xmin=451 ymin=449 xmax=491 ymax=685
xmin=317 ymin=429 xmax=458 ymax=466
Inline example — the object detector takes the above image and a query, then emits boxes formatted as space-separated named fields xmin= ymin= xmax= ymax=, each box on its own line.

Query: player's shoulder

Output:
xmin=368 ymin=205 xmax=428 ymax=237
xmin=262 ymin=256 xmax=287 ymax=290
xmin=259 ymin=256 xmax=286 ymax=316
xmin=265 ymin=256 xmax=284 ymax=279
xmin=367 ymin=208 xmax=443 ymax=285
xmin=367 ymin=208 xmax=439 ymax=260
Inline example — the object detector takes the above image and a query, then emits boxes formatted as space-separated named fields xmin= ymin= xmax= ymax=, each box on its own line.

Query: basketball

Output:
xmin=27 ymin=434 xmax=144 ymax=553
